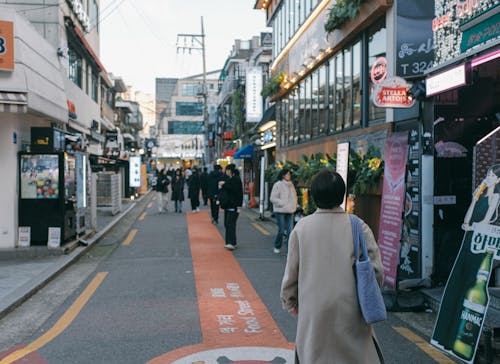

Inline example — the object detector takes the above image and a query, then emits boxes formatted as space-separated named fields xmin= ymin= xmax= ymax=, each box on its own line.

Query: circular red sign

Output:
xmin=371 ymin=57 xmax=387 ymax=84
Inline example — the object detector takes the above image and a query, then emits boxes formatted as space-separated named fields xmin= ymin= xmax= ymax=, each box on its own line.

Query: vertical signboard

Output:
xmin=398 ymin=127 xmax=422 ymax=281
xmin=129 ymin=156 xmax=141 ymax=187
xmin=396 ymin=0 xmax=434 ymax=78
xmin=431 ymin=164 xmax=500 ymax=363
xmin=377 ymin=132 xmax=409 ymax=288
xmin=245 ymin=67 xmax=263 ymax=122
xmin=0 ymin=21 xmax=14 ymax=71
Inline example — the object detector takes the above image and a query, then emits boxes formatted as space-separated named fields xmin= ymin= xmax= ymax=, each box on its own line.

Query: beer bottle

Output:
xmin=452 ymin=250 xmax=494 ymax=360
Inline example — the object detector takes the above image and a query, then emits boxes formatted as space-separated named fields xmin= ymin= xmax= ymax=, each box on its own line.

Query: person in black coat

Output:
xmin=218 ymin=163 xmax=243 ymax=250
xmin=200 ymin=167 xmax=209 ymax=206
xmin=207 ymin=164 xmax=226 ymax=224
xmin=188 ymin=168 xmax=201 ymax=212
xmin=156 ymin=169 xmax=170 ymax=213
xmin=171 ymin=168 xmax=185 ymax=213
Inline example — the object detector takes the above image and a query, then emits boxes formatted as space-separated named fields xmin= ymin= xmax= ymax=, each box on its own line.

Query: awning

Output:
xmin=222 ymin=148 xmax=237 ymax=157
xmin=234 ymin=144 xmax=255 ymax=159
xmin=0 ymin=91 xmax=27 ymax=113
xmin=255 ymin=104 xmax=276 ymax=132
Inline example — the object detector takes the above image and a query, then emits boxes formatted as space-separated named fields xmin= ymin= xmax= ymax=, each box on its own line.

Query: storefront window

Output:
xmin=335 ymin=53 xmax=344 ymax=131
xmin=304 ymin=75 xmax=312 ymax=141
xmin=318 ymin=65 xmax=327 ymax=136
xmin=293 ymin=86 xmax=300 ymax=145
xmin=298 ymin=83 xmax=305 ymax=144
xmin=344 ymin=47 xmax=352 ymax=128
xmin=328 ymin=60 xmax=336 ymax=134
xmin=311 ymin=69 xmax=319 ymax=138
xmin=368 ymin=18 xmax=386 ymax=122
xmin=352 ymin=41 xmax=361 ymax=126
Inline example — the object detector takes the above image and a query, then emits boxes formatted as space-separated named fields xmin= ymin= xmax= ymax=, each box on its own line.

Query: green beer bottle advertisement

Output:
xmin=431 ymin=164 xmax=500 ymax=363
xmin=453 ymin=250 xmax=493 ymax=360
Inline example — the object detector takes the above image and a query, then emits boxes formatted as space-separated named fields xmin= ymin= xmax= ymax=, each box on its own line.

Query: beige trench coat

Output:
xmin=281 ymin=207 xmax=384 ymax=364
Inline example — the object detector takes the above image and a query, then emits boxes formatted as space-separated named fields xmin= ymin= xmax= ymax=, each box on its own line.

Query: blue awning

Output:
xmin=233 ymin=144 xmax=254 ymax=159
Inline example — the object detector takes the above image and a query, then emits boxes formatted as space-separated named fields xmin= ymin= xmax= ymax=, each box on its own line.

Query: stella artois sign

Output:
xmin=372 ymin=76 xmax=415 ymax=108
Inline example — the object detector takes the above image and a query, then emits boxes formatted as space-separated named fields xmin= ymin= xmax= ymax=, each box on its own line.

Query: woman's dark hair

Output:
xmin=311 ymin=169 xmax=346 ymax=209
xmin=278 ymin=168 xmax=291 ymax=180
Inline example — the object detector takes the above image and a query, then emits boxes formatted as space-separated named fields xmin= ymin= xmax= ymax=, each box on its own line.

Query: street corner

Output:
xmin=170 ymin=346 xmax=294 ymax=363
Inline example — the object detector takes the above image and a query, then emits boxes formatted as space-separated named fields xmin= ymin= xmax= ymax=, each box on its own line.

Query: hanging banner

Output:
xmin=431 ymin=164 xmax=500 ymax=363
xmin=129 ymin=156 xmax=141 ymax=188
xmin=377 ymin=132 xmax=409 ymax=288
xmin=336 ymin=142 xmax=349 ymax=210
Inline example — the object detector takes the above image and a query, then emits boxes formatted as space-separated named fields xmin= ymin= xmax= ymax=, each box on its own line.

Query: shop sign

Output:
xmin=461 ymin=11 xmax=500 ymax=51
xmin=371 ymin=57 xmax=387 ymax=84
xmin=246 ymin=67 xmax=263 ymax=122
xmin=426 ymin=64 xmax=467 ymax=96
xmin=18 ymin=226 xmax=31 ymax=247
xmin=0 ymin=21 xmax=14 ymax=71
xmin=129 ymin=156 xmax=141 ymax=188
xmin=48 ymin=227 xmax=61 ymax=248
xmin=372 ymin=77 xmax=415 ymax=108
xmin=66 ymin=0 xmax=91 ymax=32
xmin=67 ymin=99 xmax=77 ymax=120
xmin=336 ymin=142 xmax=349 ymax=209
xmin=396 ymin=0 xmax=434 ymax=78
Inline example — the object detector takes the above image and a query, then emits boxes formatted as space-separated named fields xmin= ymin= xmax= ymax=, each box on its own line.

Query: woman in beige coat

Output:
xmin=281 ymin=169 xmax=384 ymax=363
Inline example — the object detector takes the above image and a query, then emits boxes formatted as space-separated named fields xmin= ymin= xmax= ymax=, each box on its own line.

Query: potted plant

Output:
xmin=261 ymin=72 xmax=286 ymax=99
xmin=324 ymin=0 xmax=367 ymax=33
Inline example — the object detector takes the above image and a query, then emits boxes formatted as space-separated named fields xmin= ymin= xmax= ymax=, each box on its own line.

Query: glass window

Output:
xmin=168 ymin=121 xmax=204 ymax=134
xmin=328 ymin=60 xmax=336 ymax=134
xmin=175 ymin=102 xmax=203 ymax=116
xmin=335 ymin=53 xmax=344 ymax=131
xmin=368 ymin=18 xmax=386 ymax=122
xmin=344 ymin=47 xmax=352 ymax=128
xmin=68 ymin=45 xmax=82 ymax=87
xmin=91 ymin=71 xmax=98 ymax=102
xmin=91 ymin=0 xmax=99 ymax=32
xmin=294 ymin=0 xmax=300 ymax=31
xmin=297 ymin=84 xmax=305 ymax=144
xmin=182 ymin=83 xmax=200 ymax=96
xmin=318 ymin=65 xmax=327 ymax=135
xmin=304 ymin=75 xmax=311 ymax=141
xmin=311 ymin=69 xmax=319 ymax=138
xmin=352 ymin=41 xmax=361 ymax=126
xmin=293 ymin=82 xmax=305 ymax=144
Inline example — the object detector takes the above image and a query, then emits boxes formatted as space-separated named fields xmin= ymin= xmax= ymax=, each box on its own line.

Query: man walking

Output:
xmin=207 ymin=164 xmax=225 ymax=224
xmin=218 ymin=164 xmax=243 ymax=251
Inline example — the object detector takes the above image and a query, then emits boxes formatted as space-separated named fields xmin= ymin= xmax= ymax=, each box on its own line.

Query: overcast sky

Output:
xmin=100 ymin=0 xmax=270 ymax=95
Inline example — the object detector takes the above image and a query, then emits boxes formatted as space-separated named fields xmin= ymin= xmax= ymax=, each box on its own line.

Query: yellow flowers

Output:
xmin=368 ymin=157 xmax=382 ymax=171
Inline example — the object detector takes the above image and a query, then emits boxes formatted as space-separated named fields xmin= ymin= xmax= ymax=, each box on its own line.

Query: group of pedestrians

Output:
xmin=152 ymin=166 xmax=209 ymax=214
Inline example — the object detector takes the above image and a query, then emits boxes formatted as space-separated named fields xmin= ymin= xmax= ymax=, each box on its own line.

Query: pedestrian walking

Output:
xmin=171 ymin=168 xmax=185 ymax=213
xmin=200 ymin=167 xmax=209 ymax=206
xmin=269 ymin=168 xmax=297 ymax=253
xmin=188 ymin=168 xmax=201 ymax=213
xmin=218 ymin=163 xmax=243 ymax=250
xmin=156 ymin=168 xmax=170 ymax=213
xmin=207 ymin=164 xmax=225 ymax=224
xmin=280 ymin=169 xmax=384 ymax=364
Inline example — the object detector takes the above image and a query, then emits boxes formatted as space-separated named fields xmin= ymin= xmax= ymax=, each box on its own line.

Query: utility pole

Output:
xmin=176 ymin=16 xmax=209 ymax=165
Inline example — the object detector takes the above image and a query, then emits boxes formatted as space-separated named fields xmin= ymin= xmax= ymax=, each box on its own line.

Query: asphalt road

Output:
xmin=0 ymin=195 xmax=461 ymax=364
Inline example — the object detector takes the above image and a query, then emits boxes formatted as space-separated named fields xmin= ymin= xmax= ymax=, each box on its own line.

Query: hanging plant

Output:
xmin=232 ymin=88 xmax=244 ymax=138
xmin=261 ymin=72 xmax=286 ymax=98
xmin=324 ymin=0 xmax=366 ymax=34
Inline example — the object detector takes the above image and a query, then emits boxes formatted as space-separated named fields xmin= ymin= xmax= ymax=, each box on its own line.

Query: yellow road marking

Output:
xmin=147 ymin=202 xmax=153 ymax=208
xmin=252 ymin=222 xmax=271 ymax=236
xmin=393 ymin=327 xmax=456 ymax=363
xmin=0 ymin=272 xmax=108 ymax=364
xmin=122 ymin=229 xmax=137 ymax=246
xmin=139 ymin=212 xmax=146 ymax=221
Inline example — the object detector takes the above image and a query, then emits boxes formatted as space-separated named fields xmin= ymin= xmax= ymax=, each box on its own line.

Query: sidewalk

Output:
xmin=0 ymin=194 xmax=150 ymax=319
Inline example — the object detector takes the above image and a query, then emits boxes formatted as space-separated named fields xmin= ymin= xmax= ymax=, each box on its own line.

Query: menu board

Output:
xmin=398 ymin=127 xmax=422 ymax=281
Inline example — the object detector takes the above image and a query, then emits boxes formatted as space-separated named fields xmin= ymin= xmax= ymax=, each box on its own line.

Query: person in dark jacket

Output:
xmin=207 ymin=164 xmax=225 ymax=224
xmin=188 ymin=168 xmax=201 ymax=212
xmin=171 ymin=168 xmax=185 ymax=213
xmin=200 ymin=167 xmax=209 ymax=206
xmin=219 ymin=163 xmax=243 ymax=250
xmin=156 ymin=168 xmax=170 ymax=213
